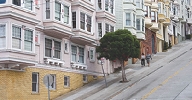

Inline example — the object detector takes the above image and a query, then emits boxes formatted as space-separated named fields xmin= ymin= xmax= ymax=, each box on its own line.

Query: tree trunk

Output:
xmin=121 ymin=60 xmax=127 ymax=82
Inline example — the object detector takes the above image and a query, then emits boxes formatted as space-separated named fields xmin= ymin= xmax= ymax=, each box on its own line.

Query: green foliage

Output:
xmin=96 ymin=29 xmax=140 ymax=61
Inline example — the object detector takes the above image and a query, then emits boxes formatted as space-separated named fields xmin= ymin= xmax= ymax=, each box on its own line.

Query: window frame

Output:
xmin=0 ymin=24 xmax=6 ymax=49
xmin=80 ymin=12 xmax=92 ymax=33
xmin=98 ymin=23 xmax=102 ymax=37
xmin=12 ymin=0 xmax=34 ymax=11
xmin=126 ymin=13 xmax=131 ymax=26
xmin=44 ymin=36 xmax=62 ymax=59
xmin=32 ymin=72 xmax=39 ymax=93
xmin=64 ymin=75 xmax=70 ymax=87
xmin=11 ymin=24 xmax=35 ymax=53
xmin=71 ymin=44 xmax=85 ymax=64
xmin=151 ymin=11 xmax=156 ymax=22
xmin=89 ymin=47 xmax=95 ymax=62
xmin=72 ymin=12 xmax=76 ymax=28
xmin=24 ymin=29 xmax=33 ymax=51
xmin=136 ymin=18 xmax=140 ymax=30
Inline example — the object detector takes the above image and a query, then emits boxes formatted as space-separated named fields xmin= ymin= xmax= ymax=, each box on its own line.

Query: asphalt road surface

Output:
xmin=111 ymin=46 xmax=192 ymax=100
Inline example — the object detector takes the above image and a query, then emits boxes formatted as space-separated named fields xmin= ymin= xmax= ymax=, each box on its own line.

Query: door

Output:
xmin=152 ymin=35 xmax=155 ymax=54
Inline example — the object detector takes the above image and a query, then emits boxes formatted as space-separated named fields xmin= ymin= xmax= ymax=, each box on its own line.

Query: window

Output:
xmin=144 ymin=6 xmax=148 ymax=17
xmin=64 ymin=6 xmax=69 ymax=24
xmin=24 ymin=0 xmax=33 ymax=10
xmin=98 ymin=0 xmax=102 ymax=10
xmin=110 ymin=26 xmax=114 ymax=32
xmin=151 ymin=11 xmax=155 ymax=22
xmin=0 ymin=25 xmax=6 ymax=48
xmin=71 ymin=45 xmax=85 ymax=63
xmin=133 ymin=14 xmax=136 ymax=28
xmin=98 ymin=23 xmax=102 ymax=37
xmin=136 ymin=19 xmax=140 ymax=30
xmin=79 ymin=47 xmax=84 ymax=63
xmin=83 ymin=74 xmax=87 ymax=82
xmin=50 ymin=74 xmax=56 ymax=89
xmin=64 ymin=41 xmax=69 ymax=53
xmin=45 ymin=38 xmax=61 ymax=59
xmin=12 ymin=26 xmax=21 ymax=49
xmin=0 ymin=0 xmax=6 ymax=4
xmin=12 ymin=25 xmax=34 ymax=52
xmin=24 ymin=29 xmax=33 ymax=51
xmin=12 ymin=0 xmax=33 ymax=10
xmin=126 ymin=13 xmax=131 ymax=26
xmin=80 ymin=12 xmax=85 ymax=30
xmin=105 ymin=0 xmax=109 ymax=11
xmin=110 ymin=0 xmax=114 ymax=14
xmin=105 ymin=23 xmax=109 ymax=33
xmin=158 ymin=3 xmax=161 ymax=13
xmin=64 ymin=76 xmax=70 ymax=87
xmin=13 ymin=0 xmax=21 ymax=6
xmin=55 ymin=2 xmax=61 ymax=21
xmin=136 ymin=0 xmax=140 ymax=8
xmin=32 ymin=72 xmax=39 ymax=93
xmin=142 ymin=19 xmax=144 ymax=31
xmin=87 ymin=15 xmax=91 ymax=32
xmin=54 ymin=2 xmax=69 ymax=24
xmin=72 ymin=12 xmax=76 ymax=28
xmin=89 ymin=47 xmax=95 ymax=62
xmin=46 ymin=0 xmax=50 ymax=19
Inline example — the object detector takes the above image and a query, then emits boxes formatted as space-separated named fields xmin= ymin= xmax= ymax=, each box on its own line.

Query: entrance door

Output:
xmin=173 ymin=25 xmax=176 ymax=44
xmin=152 ymin=35 xmax=155 ymax=54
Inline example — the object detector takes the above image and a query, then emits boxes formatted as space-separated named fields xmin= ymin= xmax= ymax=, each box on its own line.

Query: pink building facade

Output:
xmin=0 ymin=0 xmax=120 ymax=75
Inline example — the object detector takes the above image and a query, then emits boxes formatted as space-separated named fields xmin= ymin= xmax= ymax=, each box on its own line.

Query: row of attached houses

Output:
xmin=0 ymin=0 xmax=192 ymax=100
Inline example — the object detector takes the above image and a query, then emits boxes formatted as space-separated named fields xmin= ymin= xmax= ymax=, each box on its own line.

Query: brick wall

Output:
xmin=140 ymin=28 xmax=157 ymax=55
xmin=0 ymin=68 xmax=98 ymax=100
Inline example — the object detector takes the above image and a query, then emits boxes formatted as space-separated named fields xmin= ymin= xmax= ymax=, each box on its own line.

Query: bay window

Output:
xmin=54 ymin=1 xmax=70 ymax=24
xmin=105 ymin=23 xmax=109 ymax=33
xmin=24 ymin=29 xmax=33 ymax=51
xmin=98 ymin=0 xmax=102 ymax=10
xmin=133 ymin=14 xmax=136 ymax=28
xmin=71 ymin=45 xmax=85 ymax=63
xmin=136 ymin=19 xmax=140 ymax=30
xmin=98 ymin=23 xmax=102 ymax=37
xmin=80 ymin=12 xmax=85 ymax=30
xmin=126 ymin=13 xmax=131 ymax=26
xmin=105 ymin=0 xmax=109 ymax=11
xmin=46 ymin=0 xmax=50 ymax=19
xmin=72 ymin=12 xmax=76 ymax=28
xmin=87 ymin=16 xmax=91 ymax=32
xmin=80 ymin=12 xmax=92 ymax=32
xmin=136 ymin=0 xmax=140 ymax=8
xmin=55 ymin=2 xmax=61 ymax=21
xmin=12 ymin=0 xmax=33 ymax=11
xmin=151 ymin=11 xmax=156 ymax=22
xmin=12 ymin=26 xmax=21 ymax=49
xmin=0 ymin=25 xmax=6 ymax=48
xmin=12 ymin=25 xmax=34 ymax=52
xmin=110 ymin=26 xmax=114 ymax=32
xmin=142 ymin=19 xmax=144 ymax=31
xmin=45 ymin=38 xmax=61 ymax=59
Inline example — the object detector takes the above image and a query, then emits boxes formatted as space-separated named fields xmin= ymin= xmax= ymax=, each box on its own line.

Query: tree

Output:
xmin=96 ymin=29 xmax=140 ymax=82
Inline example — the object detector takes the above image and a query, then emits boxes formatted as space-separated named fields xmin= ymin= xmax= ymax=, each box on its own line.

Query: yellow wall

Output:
xmin=0 ymin=68 xmax=98 ymax=100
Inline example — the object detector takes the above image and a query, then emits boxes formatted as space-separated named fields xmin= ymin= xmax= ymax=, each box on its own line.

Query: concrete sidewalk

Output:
xmin=54 ymin=40 xmax=192 ymax=100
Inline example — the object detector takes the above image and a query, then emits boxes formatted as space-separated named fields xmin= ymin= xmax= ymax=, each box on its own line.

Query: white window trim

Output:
xmin=125 ymin=12 xmax=131 ymax=26
xmin=80 ymin=11 xmax=92 ymax=33
xmin=64 ymin=75 xmax=70 ymax=87
xmin=89 ymin=47 xmax=95 ymax=62
xmin=32 ymin=72 xmax=39 ymax=93
xmin=44 ymin=35 xmax=62 ymax=60
xmin=0 ymin=23 xmax=7 ymax=50
xmin=12 ymin=0 xmax=35 ymax=12
xmin=64 ymin=40 xmax=69 ymax=54
xmin=11 ymin=24 xmax=35 ymax=53
xmin=54 ymin=1 xmax=71 ymax=25
xmin=98 ymin=22 xmax=103 ymax=38
xmin=70 ymin=43 xmax=86 ymax=64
